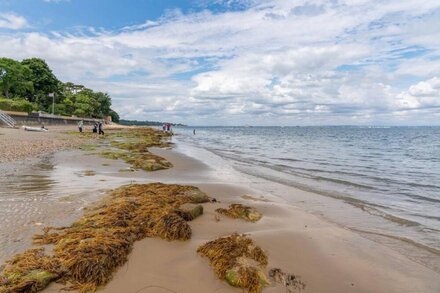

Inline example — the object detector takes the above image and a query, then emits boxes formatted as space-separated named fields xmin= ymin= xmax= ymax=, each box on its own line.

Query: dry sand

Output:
xmin=0 ymin=124 xmax=132 ymax=163
xmin=39 ymin=146 xmax=440 ymax=293
xmin=0 ymin=126 xmax=87 ymax=163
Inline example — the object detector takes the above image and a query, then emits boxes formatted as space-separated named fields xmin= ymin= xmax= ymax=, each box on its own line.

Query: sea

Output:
xmin=175 ymin=126 xmax=440 ymax=271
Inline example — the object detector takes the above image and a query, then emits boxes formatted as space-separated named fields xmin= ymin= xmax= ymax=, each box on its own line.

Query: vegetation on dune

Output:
xmin=0 ymin=57 xmax=119 ymax=120
xmin=0 ymin=183 xmax=210 ymax=292
xmin=198 ymin=233 xmax=269 ymax=293
xmin=216 ymin=204 xmax=263 ymax=222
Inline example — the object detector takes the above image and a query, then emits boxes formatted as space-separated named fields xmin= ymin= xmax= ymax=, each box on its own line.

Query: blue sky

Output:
xmin=0 ymin=0 xmax=200 ymax=31
xmin=0 ymin=0 xmax=439 ymax=125
xmin=0 ymin=0 xmax=250 ymax=32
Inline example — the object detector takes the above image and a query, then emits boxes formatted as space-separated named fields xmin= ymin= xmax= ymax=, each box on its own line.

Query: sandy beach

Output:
xmin=1 ymin=126 xmax=439 ymax=293
xmin=0 ymin=126 xmax=88 ymax=163
xmin=93 ymin=148 xmax=440 ymax=293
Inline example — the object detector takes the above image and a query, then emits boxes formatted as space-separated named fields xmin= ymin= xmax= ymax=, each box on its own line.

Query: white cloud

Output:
xmin=0 ymin=13 xmax=28 ymax=30
xmin=0 ymin=0 xmax=439 ymax=124
xmin=396 ymin=77 xmax=440 ymax=109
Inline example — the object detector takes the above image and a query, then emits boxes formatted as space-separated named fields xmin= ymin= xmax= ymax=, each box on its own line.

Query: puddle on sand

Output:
xmin=0 ymin=150 xmax=138 ymax=264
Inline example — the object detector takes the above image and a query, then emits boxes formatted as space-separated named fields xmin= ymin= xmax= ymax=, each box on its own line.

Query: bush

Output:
xmin=0 ymin=98 xmax=35 ymax=113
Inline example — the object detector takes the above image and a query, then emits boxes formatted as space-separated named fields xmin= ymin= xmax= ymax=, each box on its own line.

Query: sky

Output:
xmin=0 ymin=0 xmax=439 ymax=125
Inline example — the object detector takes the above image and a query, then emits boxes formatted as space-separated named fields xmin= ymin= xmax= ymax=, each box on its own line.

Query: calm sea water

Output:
xmin=176 ymin=126 xmax=440 ymax=258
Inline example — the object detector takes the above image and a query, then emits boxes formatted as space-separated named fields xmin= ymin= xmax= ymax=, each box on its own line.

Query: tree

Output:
xmin=0 ymin=58 xmax=33 ymax=98
xmin=21 ymin=58 xmax=59 ymax=107
xmin=0 ymin=57 xmax=120 ymax=119
xmin=74 ymin=89 xmax=99 ymax=117
xmin=94 ymin=92 xmax=111 ymax=117
xmin=109 ymin=109 xmax=120 ymax=123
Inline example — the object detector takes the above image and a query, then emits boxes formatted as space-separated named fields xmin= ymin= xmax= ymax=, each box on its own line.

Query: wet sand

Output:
xmin=37 ymin=146 xmax=440 ymax=292
xmin=1 ymin=129 xmax=440 ymax=292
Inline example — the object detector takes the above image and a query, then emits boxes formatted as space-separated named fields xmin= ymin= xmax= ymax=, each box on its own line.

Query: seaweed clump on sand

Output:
xmin=197 ymin=234 xmax=269 ymax=293
xmin=1 ymin=183 xmax=210 ymax=293
xmin=0 ymin=249 xmax=61 ymax=293
xmin=101 ymin=128 xmax=173 ymax=172
xmin=216 ymin=204 xmax=262 ymax=222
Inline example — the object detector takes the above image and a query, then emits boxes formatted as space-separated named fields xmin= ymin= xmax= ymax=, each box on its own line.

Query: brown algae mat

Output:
xmin=68 ymin=127 xmax=173 ymax=172
xmin=216 ymin=204 xmax=262 ymax=222
xmin=198 ymin=233 xmax=269 ymax=293
xmin=101 ymin=128 xmax=173 ymax=171
xmin=0 ymin=183 xmax=210 ymax=292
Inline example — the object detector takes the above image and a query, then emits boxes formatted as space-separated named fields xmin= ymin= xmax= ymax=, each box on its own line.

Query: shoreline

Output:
xmin=173 ymin=134 xmax=440 ymax=274
xmin=45 ymin=142 xmax=440 ymax=292
xmin=1 ymin=127 xmax=439 ymax=292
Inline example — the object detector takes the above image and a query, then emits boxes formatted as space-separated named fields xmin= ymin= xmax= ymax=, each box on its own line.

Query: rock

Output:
xmin=184 ymin=190 xmax=210 ymax=203
xmin=176 ymin=203 xmax=204 ymax=221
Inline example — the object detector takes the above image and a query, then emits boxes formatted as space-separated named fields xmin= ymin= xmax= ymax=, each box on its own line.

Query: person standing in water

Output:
xmin=193 ymin=129 xmax=196 ymax=135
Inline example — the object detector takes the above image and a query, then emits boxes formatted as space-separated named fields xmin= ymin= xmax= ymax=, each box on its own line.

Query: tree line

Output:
xmin=0 ymin=57 xmax=119 ymax=122
xmin=119 ymin=119 xmax=186 ymax=126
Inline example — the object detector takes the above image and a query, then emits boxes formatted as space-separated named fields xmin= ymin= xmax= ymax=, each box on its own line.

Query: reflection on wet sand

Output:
xmin=0 ymin=150 xmax=135 ymax=264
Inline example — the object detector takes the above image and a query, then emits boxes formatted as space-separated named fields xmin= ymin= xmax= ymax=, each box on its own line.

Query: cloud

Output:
xmin=0 ymin=0 xmax=439 ymax=124
xmin=0 ymin=13 xmax=28 ymax=30
xmin=396 ymin=77 xmax=440 ymax=109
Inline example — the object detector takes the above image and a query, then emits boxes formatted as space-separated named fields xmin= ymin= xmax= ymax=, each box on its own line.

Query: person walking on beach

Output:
xmin=92 ymin=123 xmax=98 ymax=138
xmin=98 ymin=121 xmax=104 ymax=136
xmin=78 ymin=120 xmax=83 ymax=133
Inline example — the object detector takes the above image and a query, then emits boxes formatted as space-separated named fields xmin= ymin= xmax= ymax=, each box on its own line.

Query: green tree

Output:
xmin=21 ymin=58 xmax=60 ymax=108
xmin=0 ymin=58 xmax=33 ymax=98
xmin=73 ymin=89 xmax=99 ymax=117
xmin=94 ymin=92 xmax=111 ymax=117
xmin=109 ymin=109 xmax=120 ymax=123
xmin=0 ymin=57 xmax=121 ymax=119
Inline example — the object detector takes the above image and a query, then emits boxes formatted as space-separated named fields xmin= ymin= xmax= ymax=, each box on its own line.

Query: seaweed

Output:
xmin=216 ymin=204 xmax=262 ymax=222
xmin=0 ymin=249 xmax=62 ymax=293
xmin=83 ymin=170 xmax=96 ymax=176
xmin=100 ymin=128 xmax=173 ymax=172
xmin=197 ymin=234 xmax=269 ymax=293
xmin=79 ymin=144 xmax=98 ymax=151
xmin=1 ymin=183 xmax=210 ymax=293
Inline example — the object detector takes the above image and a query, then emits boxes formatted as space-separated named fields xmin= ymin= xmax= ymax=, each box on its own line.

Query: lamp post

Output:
xmin=0 ymin=69 xmax=6 ymax=98
xmin=48 ymin=92 xmax=55 ymax=115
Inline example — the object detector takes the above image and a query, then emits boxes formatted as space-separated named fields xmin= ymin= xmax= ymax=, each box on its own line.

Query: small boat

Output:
xmin=23 ymin=126 xmax=48 ymax=132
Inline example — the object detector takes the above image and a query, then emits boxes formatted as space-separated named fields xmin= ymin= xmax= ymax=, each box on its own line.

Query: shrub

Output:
xmin=0 ymin=98 xmax=35 ymax=113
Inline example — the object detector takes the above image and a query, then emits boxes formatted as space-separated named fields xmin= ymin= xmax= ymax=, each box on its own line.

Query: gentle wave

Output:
xmin=176 ymin=126 xmax=440 ymax=264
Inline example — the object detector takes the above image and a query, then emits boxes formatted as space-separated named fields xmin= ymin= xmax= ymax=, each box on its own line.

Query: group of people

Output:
xmin=162 ymin=123 xmax=172 ymax=132
xmin=78 ymin=120 xmax=104 ymax=137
